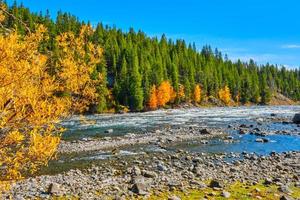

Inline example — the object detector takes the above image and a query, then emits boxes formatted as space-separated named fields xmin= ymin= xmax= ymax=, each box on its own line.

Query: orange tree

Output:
xmin=157 ymin=81 xmax=176 ymax=107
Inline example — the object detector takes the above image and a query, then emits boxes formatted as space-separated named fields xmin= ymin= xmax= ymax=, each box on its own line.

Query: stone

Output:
xmin=226 ymin=136 xmax=234 ymax=140
xmin=209 ymin=180 xmax=223 ymax=188
xmin=264 ymin=178 xmax=273 ymax=185
xmin=142 ymin=170 xmax=157 ymax=178
xmin=131 ymin=182 xmax=148 ymax=195
xmin=48 ymin=183 xmax=63 ymax=195
xmin=278 ymin=185 xmax=292 ymax=194
xmin=292 ymin=113 xmax=300 ymax=124
xmin=104 ymin=129 xmax=114 ymax=133
xmin=255 ymin=138 xmax=264 ymax=143
xmin=200 ymin=129 xmax=210 ymax=135
xmin=132 ymin=166 xmax=141 ymax=176
xmin=157 ymin=163 xmax=168 ymax=171
xmin=280 ymin=195 xmax=294 ymax=200
xmin=131 ymin=177 xmax=149 ymax=195
xmin=168 ymin=195 xmax=181 ymax=200
xmin=221 ymin=190 xmax=231 ymax=198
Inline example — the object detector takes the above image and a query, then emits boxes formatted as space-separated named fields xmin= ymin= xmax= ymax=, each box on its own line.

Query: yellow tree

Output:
xmin=148 ymin=85 xmax=158 ymax=110
xmin=193 ymin=84 xmax=201 ymax=103
xmin=218 ymin=85 xmax=231 ymax=105
xmin=0 ymin=7 xmax=104 ymax=192
xmin=56 ymin=25 xmax=104 ymax=113
xmin=0 ymin=25 xmax=68 ymax=183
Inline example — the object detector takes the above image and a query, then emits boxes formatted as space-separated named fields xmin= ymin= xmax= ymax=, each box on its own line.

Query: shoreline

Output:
xmin=4 ymin=150 xmax=300 ymax=199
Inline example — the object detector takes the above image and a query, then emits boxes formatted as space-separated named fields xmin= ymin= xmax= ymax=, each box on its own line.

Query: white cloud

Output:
xmin=281 ymin=44 xmax=300 ymax=49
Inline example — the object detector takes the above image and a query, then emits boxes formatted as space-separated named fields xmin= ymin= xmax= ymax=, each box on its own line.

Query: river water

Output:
xmin=62 ymin=106 xmax=300 ymax=140
xmin=42 ymin=106 xmax=300 ymax=175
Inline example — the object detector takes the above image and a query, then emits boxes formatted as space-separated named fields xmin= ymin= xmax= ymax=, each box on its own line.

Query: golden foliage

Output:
xmin=157 ymin=81 xmax=175 ymax=107
xmin=56 ymin=25 xmax=104 ymax=113
xmin=0 ymin=4 xmax=6 ymax=23
xmin=148 ymin=85 xmax=158 ymax=110
xmin=193 ymin=84 xmax=201 ymax=103
xmin=218 ymin=85 xmax=232 ymax=105
xmin=0 ymin=23 xmax=104 ymax=190
xmin=0 ymin=26 xmax=67 ymax=182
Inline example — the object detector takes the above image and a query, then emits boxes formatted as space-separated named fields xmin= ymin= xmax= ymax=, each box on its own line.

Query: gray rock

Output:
xmin=292 ymin=113 xmax=300 ymax=124
xmin=280 ymin=195 xmax=294 ymax=200
xmin=221 ymin=190 xmax=231 ymax=198
xmin=130 ymin=166 xmax=141 ymax=176
xmin=131 ymin=177 xmax=149 ymax=195
xmin=104 ymin=129 xmax=114 ymax=133
xmin=264 ymin=178 xmax=273 ymax=185
xmin=226 ymin=136 xmax=234 ymax=140
xmin=279 ymin=185 xmax=292 ymax=194
xmin=200 ymin=129 xmax=210 ymax=135
xmin=142 ymin=170 xmax=157 ymax=178
xmin=48 ymin=183 xmax=63 ymax=195
xmin=255 ymin=138 xmax=264 ymax=143
xmin=168 ymin=196 xmax=181 ymax=200
xmin=157 ymin=163 xmax=168 ymax=171
xmin=209 ymin=180 xmax=223 ymax=188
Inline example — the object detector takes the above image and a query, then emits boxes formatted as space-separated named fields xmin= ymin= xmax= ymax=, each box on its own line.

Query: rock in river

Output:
xmin=292 ymin=113 xmax=300 ymax=124
xmin=105 ymin=129 xmax=114 ymax=133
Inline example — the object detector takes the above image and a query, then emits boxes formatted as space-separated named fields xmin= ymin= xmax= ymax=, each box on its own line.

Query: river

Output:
xmin=41 ymin=106 xmax=300 ymax=175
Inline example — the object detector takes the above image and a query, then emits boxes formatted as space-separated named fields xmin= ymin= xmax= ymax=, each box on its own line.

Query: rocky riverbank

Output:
xmin=58 ymin=127 xmax=225 ymax=154
xmin=3 ymin=149 xmax=300 ymax=199
xmin=3 ymin=109 xmax=300 ymax=199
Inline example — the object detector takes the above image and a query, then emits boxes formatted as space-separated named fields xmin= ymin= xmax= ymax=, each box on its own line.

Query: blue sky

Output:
xmin=7 ymin=0 xmax=300 ymax=68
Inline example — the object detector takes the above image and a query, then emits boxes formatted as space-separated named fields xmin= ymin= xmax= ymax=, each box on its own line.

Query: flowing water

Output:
xmin=62 ymin=106 xmax=300 ymax=140
xmin=42 ymin=106 xmax=300 ymax=175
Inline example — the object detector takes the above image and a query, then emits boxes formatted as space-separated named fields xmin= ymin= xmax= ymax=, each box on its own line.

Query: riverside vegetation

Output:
xmin=0 ymin=1 xmax=300 ymax=199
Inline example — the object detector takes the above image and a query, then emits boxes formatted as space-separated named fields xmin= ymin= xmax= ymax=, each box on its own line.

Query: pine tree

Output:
xmin=128 ymin=49 xmax=144 ymax=111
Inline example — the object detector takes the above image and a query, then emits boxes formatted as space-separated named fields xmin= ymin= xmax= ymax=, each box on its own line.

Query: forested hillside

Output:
xmin=2 ymin=1 xmax=300 ymax=112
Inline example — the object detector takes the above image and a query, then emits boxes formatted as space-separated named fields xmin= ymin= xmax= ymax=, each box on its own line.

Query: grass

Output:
xmin=145 ymin=181 xmax=300 ymax=200
xmin=46 ymin=181 xmax=300 ymax=200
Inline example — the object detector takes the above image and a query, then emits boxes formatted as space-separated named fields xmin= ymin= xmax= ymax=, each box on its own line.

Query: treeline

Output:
xmin=2 ymin=1 xmax=300 ymax=112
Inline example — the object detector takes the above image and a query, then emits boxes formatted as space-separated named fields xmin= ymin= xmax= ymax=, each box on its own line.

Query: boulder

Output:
xmin=292 ymin=113 xmax=300 ymax=124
